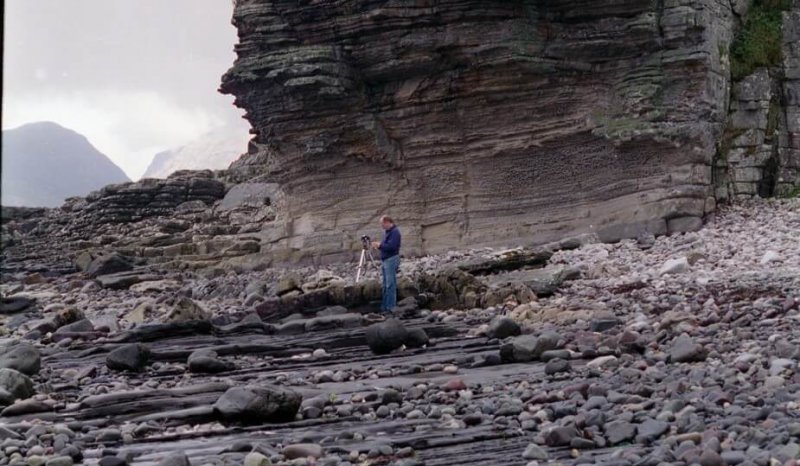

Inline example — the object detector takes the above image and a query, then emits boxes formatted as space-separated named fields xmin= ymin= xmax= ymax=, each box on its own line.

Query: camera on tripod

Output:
xmin=360 ymin=235 xmax=371 ymax=249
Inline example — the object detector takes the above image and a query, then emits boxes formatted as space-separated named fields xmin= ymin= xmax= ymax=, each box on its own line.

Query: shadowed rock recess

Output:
xmin=220 ymin=0 xmax=752 ymax=260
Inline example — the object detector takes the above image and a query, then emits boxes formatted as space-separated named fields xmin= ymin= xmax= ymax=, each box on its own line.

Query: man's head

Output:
xmin=380 ymin=215 xmax=394 ymax=230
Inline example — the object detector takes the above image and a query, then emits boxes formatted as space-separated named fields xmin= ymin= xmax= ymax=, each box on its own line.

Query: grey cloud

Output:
xmin=3 ymin=0 xmax=248 ymax=179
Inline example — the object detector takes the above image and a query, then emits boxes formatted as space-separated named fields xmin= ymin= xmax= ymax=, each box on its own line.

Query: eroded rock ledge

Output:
xmin=220 ymin=0 xmax=745 ymax=260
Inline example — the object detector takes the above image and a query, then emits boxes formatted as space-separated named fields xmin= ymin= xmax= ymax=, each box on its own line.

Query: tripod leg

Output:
xmin=356 ymin=249 xmax=367 ymax=282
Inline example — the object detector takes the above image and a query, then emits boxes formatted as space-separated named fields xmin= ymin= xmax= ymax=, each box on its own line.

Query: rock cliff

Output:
xmin=4 ymin=1 xmax=797 ymax=270
xmin=714 ymin=2 xmax=800 ymax=199
xmin=2 ymin=4 xmax=800 ymax=462
xmin=220 ymin=0 xmax=800 ymax=261
xmin=221 ymin=0 xmax=744 ymax=260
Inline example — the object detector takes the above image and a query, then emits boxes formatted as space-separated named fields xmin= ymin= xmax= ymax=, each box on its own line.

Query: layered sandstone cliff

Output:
xmin=7 ymin=1 xmax=797 ymax=270
xmin=221 ymin=0 xmax=748 ymax=260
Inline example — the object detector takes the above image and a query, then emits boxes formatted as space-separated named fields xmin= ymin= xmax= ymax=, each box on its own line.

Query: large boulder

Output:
xmin=0 ymin=368 xmax=35 ymax=404
xmin=0 ymin=296 xmax=35 ymax=314
xmin=53 ymin=318 xmax=95 ymax=335
xmin=669 ymin=335 xmax=708 ymax=363
xmin=187 ymin=349 xmax=234 ymax=374
xmin=167 ymin=297 xmax=212 ymax=322
xmin=213 ymin=385 xmax=302 ymax=423
xmin=0 ymin=343 xmax=41 ymax=375
xmin=659 ymin=257 xmax=690 ymax=276
xmin=365 ymin=319 xmax=409 ymax=355
xmin=33 ymin=307 xmax=86 ymax=335
xmin=86 ymin=253 xmax=133 ymax=278
xmin=74 ymin=251 xmax=94 ymax=272
xmin=522 ymin=266 xmax=581 ymax=297
xmin=106 ymin=344 xmax=150 ymax=371
xmin=55 ymin=307 xmax=86 ymax=327
xmin=276 ymin=273 xmax=302 ymax=296
xmin=405 ymin=328 xmax=429 ymax=348
xmin=486 ymin=316 xmax=521 ymax=339
xmin=605 ymin=420 xmax=637 ymax=445
xmin=500 ymin=332 xmax=562 ymax=363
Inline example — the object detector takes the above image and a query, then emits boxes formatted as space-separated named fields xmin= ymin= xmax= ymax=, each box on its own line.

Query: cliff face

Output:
xmin=714 ymin=3 xmax=800 ymax=199
xmin=221 ymin=0 xmax=795 ymax=260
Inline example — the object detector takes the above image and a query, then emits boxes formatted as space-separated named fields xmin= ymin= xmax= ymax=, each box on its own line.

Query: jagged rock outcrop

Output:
xmin=0 ymin=171 xmax=256 ymax=275
xmin=220 ymin=0 xmax=748 ymax=260
xmin=63 ymin=170 xmax=226 ymax=225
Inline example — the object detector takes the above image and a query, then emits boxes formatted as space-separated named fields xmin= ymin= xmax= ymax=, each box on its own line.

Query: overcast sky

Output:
xmin=2 ymin=0 xmax=249 ymax=180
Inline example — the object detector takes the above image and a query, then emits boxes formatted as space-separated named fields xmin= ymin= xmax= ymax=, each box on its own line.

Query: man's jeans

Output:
xmin=381 ymin=254 xmax=400 ymax=312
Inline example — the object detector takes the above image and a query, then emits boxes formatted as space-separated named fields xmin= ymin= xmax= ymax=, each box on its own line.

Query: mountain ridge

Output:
xmin=1 ymin=121 xmax=130 ymax=208
xmin=141 ymin=127 xmax=248 ymax=179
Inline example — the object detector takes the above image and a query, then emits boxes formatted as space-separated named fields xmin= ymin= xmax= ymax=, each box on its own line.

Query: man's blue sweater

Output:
xmin=379 ymin=225 xmax=401 ymax=261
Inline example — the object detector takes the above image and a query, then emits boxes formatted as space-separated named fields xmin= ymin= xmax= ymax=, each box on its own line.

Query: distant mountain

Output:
xmin=142 ymin=127 xmax=248 ymax=179
xmin=1 ymin=122 xmax=130 ymax=208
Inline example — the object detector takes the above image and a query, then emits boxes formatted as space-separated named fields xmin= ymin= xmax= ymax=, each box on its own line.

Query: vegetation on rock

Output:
xmin=730 ymin=0 xmax=791 ymax=80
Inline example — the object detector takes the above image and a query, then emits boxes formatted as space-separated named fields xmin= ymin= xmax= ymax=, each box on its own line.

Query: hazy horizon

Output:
xmin=2 ymin=0 xmax=250 ymax=180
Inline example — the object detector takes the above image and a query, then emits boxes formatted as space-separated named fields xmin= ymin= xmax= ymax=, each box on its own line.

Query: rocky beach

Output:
xmin=2 ymin=1 xmax=800 ymax=465
xmin=1 ymin=197 xmax=798 ymax=466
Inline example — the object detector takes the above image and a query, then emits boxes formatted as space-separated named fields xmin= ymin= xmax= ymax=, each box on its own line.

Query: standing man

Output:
xmin=372 ymin=215 xmax=401 ymax=313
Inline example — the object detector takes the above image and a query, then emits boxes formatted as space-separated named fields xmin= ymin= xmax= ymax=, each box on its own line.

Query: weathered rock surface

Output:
xmin=167 ymin=297 xmax=212 ymax=323
xmin=500 ymin=332 xmax=561 ymax=363
xmin=86 ymin=253 xmax=133 ymax=278
xmin=486 ymin=316 xmax=521 ymax=340
xmin=669 ymin=335 xmax=709 ymax=363
xmin=187 ymin=349 xmax=233 ymax=374
xmin=218 ymin=0 xmax=772 ymax=260
xmin=0 ymin=343 xmax=40 ymax=375
xmin=715 ymin=5 xmax=800 ymax=199
xmin=0 ymin=368 xmax=35 ymax=403
xmin=213 ymin=385 xmax=302 ymax=423
xmin=0 ymin=199 xmax=797 ymax=466
xmin=73 ymin=170 xmax=225 ymax=225
xmin=1 ymin=4 xmax=800 ymax=466
xmin=365 ymin=319 xmax=409 ymax=355
xmin=106 ymin=343 xmax=150 ymax=372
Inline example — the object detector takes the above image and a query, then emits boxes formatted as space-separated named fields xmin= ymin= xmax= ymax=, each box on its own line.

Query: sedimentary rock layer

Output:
xmin=714 ymin=5 xmax=800 ymax=199
xmin=779 ymin=7 xmax=800 ymax=195
xmin=221 ymin=0 xmax=739 ymax=259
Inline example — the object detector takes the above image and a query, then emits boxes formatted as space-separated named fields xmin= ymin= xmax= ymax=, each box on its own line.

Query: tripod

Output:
xmin=356 ymin=238 xmax=377 ymax=282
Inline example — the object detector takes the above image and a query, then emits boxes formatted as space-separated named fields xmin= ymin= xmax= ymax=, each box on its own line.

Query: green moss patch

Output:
xmin=730 ymin=0 xmax=791 ymax=80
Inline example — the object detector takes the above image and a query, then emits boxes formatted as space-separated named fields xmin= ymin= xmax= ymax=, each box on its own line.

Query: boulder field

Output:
xmin=0 ymin=199 xmax=798 ymax=466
